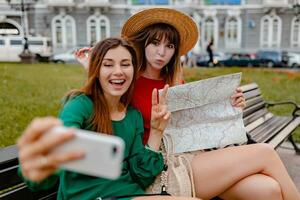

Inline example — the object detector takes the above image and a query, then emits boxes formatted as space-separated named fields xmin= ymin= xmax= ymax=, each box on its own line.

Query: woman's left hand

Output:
xmin=231 ymin=87 xmax=246 ymax=109
xmin=75 ymin=47 xmax=91 ymax=70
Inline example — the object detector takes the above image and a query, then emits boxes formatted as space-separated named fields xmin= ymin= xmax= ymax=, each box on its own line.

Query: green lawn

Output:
xmin=0 ymin=63 xmax=86 ymax=148
xmin=0 ymin=63 xmax=299 ymax=148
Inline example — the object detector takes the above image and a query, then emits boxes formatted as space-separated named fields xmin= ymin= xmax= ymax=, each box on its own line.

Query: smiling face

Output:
xmin=145 ymin=37 xmax=175 ymax=72
xmin=99 ymin=45 xmax=134 ymax=101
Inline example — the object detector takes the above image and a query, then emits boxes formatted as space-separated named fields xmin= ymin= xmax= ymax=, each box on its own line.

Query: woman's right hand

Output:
xmin=148 ymin=85 xmax=171 ymax=151
xmin=75 ymin=47 xmax=91 ymax=70
xmin=17 ymin=117 xmax=84 ymax=182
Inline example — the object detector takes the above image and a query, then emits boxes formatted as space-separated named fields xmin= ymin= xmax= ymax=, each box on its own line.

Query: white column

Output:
xmin=193 ymin=11 xmax=201 ymax=54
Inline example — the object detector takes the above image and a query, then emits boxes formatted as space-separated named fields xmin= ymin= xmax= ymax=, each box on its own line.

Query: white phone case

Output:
xmin=45 ymin=126 xmax=125 ymax=179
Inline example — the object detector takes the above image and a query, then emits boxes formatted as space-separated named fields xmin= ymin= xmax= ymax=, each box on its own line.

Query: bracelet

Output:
xmin=151 ymin=126 xmax=164 ymax=133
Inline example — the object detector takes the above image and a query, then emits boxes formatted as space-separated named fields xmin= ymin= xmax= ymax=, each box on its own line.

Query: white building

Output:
xmin=0 ymin=0 xmax=300 ymax=54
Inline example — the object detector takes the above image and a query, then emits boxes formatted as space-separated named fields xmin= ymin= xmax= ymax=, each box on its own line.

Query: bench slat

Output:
xmin=245 ymin=113 xmax=273 ymax=133
xmin=249 ymin=116 xmax=293 ymax=142
xmin=0 ymin=165 xmax=22 ymax=191
xmin=243 ymin=101 xmax=266 ymax=118
xmin=269 ymin=117 xmax=300 ymax=148
xmin=256 ymin=117 xmax=293 ymax=142
xmin=243 ymin=108 xmax=269 ymax=126
xmin=243 ymin=88 xmax=261 ymax=100
xmin=240 ymin=83 xmax=258 ymax=92
xmin=249 ymin=116 xmax=287 ymax=138
xmin=0 ymin=183 xmax=58 ymax=200
xmin=0 ymin=146 xmax=18 ymax=170
xmin=244 ymin=96 xmax=265 ymax=110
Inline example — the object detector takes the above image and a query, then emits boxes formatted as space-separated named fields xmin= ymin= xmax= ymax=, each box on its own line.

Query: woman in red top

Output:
xmin=76 ymin=8 xmax=300 ymax=200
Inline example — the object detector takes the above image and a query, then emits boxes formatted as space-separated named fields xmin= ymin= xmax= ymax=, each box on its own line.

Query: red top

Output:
xmin=131 ymin=76 xmax=166 ymax=144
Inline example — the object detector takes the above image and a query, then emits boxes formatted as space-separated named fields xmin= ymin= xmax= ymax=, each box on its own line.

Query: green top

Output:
xmin=20 ymin=94 xmax=164 ymax=200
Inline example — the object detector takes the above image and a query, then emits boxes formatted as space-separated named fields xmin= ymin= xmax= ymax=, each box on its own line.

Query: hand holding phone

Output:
xmin=44 ymin=126 xmax=125 ymax=179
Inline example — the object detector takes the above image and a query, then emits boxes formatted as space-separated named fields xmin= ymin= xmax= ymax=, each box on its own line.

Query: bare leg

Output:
xmin=219 ymin=174 xmax=282 ymax=200
xmin=134 ymin=196 xmax=200 ymax=200
xmin=191 ymin=143 xmax=299 ymax=200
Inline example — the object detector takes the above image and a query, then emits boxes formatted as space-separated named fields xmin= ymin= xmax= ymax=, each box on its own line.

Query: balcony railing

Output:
xmin=47 ymin=0 xmax=75 ymax=6
xmin=83 ymin=0 xmax=110 ymax=6
xmin=203 ymin=0 xmax=242 ymax=5
xmin=263 ymin=0 xmax=289 ymax=7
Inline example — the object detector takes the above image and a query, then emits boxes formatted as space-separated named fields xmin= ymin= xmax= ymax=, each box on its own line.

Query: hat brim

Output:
xmin=121 ymin=8 xmax=199 ymax=56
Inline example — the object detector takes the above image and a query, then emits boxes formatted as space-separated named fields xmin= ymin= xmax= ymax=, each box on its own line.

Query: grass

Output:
xmin=0 ymin=63 xmax=86 ymax=148
xmin=0 ymin=63 xmax=299 ymax=148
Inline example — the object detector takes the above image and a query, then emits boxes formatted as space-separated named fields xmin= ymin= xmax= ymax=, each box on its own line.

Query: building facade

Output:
xmin=0 ymin=0 xmax=300 ymax=54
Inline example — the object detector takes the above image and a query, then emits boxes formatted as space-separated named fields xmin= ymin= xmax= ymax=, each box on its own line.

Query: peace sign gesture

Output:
xmin=148 ymin=84 xmax=171 ymax=151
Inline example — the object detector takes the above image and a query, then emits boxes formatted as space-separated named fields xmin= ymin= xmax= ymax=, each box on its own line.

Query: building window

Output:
xmin=55 ymin=19 xmax=62 ymax=45
xmin=87 ymin=15 xmax=110 ymax=46
xmin=260 ymin=15 xmax=281 ymax=48
xmin=202 ymin=17 xmax=218 ymax=49
xmin=225 ymin=16 xmax=241 ymax=48
xmin=0 ymin=22 xmax=20 ymax=35
xmin=90 ymin=19 xmax=97 ymax=46
xmin=0 ymin=19 xmax=23 ymax=36
xmin=100 ymin=18 xmax=108 ymax=40
xmin=131 ymin=0 xmax=169 ymax=5
xmin=291 ymin=17 xmax=300 ymax=48
xmin=65 ymin=18 xmax=74 ymax=47
xmin=52 ymin=15 xmax=76 ymax=49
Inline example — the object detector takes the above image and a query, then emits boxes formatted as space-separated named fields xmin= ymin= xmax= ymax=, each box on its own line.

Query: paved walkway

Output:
xmin=277 ymin=142 xmax=300 ymax=191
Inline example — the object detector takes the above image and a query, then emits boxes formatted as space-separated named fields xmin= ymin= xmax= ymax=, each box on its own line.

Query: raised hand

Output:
xmin=17 ymin=117 xmax=84 ymax=182
xmin=148 ymin=84 xmax=171 ymax=150
xmin=231 ymin=87 xmax=246 ymax=109
xmin=75 ymin=47 xmax=91 ymax=70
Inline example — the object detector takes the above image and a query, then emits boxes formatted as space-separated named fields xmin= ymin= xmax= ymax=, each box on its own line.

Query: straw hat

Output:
xmin=121 ymin=8 xmax=199 ymax=56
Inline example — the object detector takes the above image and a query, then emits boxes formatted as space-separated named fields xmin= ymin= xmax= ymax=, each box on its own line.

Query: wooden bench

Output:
xmin=0 ymin=146 xmax=58 ymax=200
xmin=1 ymin=82 xmax=299 ymax=200
xmin=241 ymin=83 xmax=300 ymax=152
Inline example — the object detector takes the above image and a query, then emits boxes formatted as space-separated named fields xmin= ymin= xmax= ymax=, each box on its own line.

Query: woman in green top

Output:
xmin=17 ymin=38 xmax=199 ymax=200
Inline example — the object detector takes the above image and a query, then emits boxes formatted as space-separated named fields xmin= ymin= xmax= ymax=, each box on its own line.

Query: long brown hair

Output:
xmin=127 ymin=23 xmax=181 ymax=86
xmin=64 ymin=38 xmax=137 ymax=134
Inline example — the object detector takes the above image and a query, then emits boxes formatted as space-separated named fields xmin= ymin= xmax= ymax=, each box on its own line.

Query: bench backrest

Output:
xmin=241 ymin=83 xmax=298 ymax=146
xmin=240 ymin=83 xmax=269 ymax=126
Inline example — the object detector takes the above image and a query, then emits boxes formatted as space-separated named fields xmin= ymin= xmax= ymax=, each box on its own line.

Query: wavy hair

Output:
xmin=64 ymin=38 xmax=137 ymax=134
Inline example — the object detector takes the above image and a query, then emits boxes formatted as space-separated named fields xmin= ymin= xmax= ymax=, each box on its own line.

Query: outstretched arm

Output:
xmin=147 ymin=84 xmax=171 ymax=151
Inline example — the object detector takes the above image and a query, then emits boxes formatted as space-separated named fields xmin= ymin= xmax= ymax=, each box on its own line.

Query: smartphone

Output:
xmin=44 ymin=126 xmax=125 ymax=179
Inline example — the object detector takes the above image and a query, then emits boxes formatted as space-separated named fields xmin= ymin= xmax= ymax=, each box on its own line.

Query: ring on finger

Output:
xmin=37 ymin=156 xmax=48 ymax=166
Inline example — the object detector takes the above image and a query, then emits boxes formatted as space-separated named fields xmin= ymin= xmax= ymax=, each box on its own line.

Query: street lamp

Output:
xmin=6 ymin=0 xmax=37 ymax=63
xmin=293 ymin=1 xmax=300 ymax=16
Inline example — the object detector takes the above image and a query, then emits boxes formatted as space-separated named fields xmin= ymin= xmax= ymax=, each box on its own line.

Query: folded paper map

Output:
xmin=160 ymin=73 xmax=247 ymax=154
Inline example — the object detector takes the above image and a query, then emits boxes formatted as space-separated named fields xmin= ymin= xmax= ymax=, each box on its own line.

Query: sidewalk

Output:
xmin=277 ymin=142 xmax=300 ymax=191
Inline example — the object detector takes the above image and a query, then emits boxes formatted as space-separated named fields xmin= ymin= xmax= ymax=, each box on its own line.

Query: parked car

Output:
xmin=196 ymin=52 xmax=229 ymax=67
xmin=218 ymin=53 xmax=260 ymax=67
xmin=287 ymin=52 xmax=300 ymax=68
xmin=256 ymin=50 xmax=288 ymax=68
xmin=50 ymin=49 xmax=78 ymax=64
